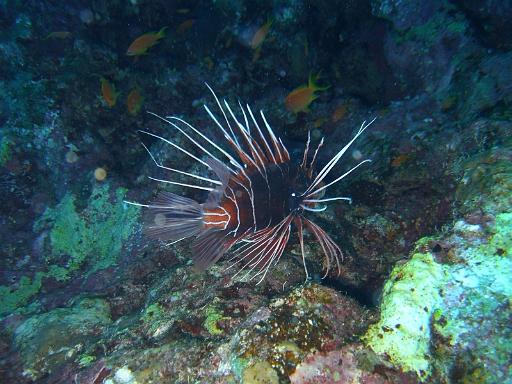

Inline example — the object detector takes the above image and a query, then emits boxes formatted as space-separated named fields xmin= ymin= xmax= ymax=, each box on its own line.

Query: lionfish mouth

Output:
xmin=126 ymin=84 xmax=375 ymax=284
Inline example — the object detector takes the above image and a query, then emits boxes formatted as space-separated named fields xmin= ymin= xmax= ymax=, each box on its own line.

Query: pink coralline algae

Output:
xmin=290 ymin=346 xmax=387 ymax=384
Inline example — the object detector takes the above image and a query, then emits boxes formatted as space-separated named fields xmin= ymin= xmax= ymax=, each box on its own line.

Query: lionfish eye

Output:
xmin=289 ymin=192 xmax=302 ymax=212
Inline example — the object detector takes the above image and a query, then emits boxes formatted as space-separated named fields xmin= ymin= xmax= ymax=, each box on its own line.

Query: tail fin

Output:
xmin=132 ymin=190 xmax=236 ymax=271
xmin=143 ymin=191 xmax=203 ymax=243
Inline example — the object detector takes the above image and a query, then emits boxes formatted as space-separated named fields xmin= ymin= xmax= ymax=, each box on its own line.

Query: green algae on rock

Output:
xmin=0 ymin=134 xmax=12 ymax=166
xmin=0 ymin=272 xmax=44 ymax=317
xmin=242 ymin=360 xmax=279 ymax=384
xmin=455 ymin=142 xmax=512 ymax=216
xmin=37 ymin=183 xmax=140 ymax=278
xmin=364 ymin=252 xmax=447 ymax=378
xmin=364 ymin=212 xmax=512 ymax=382
xmin=14 ymin=298 xmax=111 ymax=380
xmin=40 ymin=183 xmax=138 ymax=280
xmin=363 ymin=130 xmax=512 ymax=382
xmin=0 ymin=184 xmax=139 ymax=318
xmin=203 ymin=300 xmax=231 ymax=336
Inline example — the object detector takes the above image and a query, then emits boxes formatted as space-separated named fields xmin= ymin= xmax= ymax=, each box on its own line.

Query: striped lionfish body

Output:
xmin=128 ymin=85 xmax=374 ymax=284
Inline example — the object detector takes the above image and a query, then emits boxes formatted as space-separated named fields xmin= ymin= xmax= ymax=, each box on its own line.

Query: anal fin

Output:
xmin=192 ymin=230 xmax=235 ymax=271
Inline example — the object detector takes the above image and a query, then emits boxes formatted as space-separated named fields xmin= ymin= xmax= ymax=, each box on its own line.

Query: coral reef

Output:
xmin=364 ymin=133 xmax=512 ymax=382
xmin=0 ymin=184 xmax=139 ymax=318
xmin=14 ymin=298 xmax=111 ymax=380
xmin=366 ymin=212 xmax=511 ymax=382
xmin=35 ymin=183 xmax=139 ymax=280
xmin=365 ymin=252 xmax=446 ymax=378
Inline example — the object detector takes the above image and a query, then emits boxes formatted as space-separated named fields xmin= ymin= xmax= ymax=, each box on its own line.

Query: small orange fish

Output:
xmin=127 ymin=88 xmax=143 ymax=115
xmin=391 ymin=153 xmax=411 ymax=168
xmin=250 ymin=19 xmax=272 ymax=50
xmin=126 ymin=27 xmax=167 ymax=56
xmin=331 ymin=104 xmax=348 ymax=122
xmin=45 ymin=31 xmax=72 ymax=40
xmin=314 ymin=117 xmax=328 ymax=128
xmin=285 ymin=73 xmax=329 ymax=114
xmin=100 ymin=78 xmax=118 ymax=108
xmin=204 ymin=56 xmax=214 ymax=70
xmin=177 ymin=19 xmax=195 ymax=34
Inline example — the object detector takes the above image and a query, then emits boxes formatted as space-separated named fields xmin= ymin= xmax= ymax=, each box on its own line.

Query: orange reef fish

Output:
xmin=177 ymin=19 xmax=195 ymax=34
xmin=100 ymin=78 xmax=118 ymax=108
xmin=125 ymin=86 xmax=375 ymax=284
xmin=204 ymin=56 xmax=214 ymax=70
xmin=331 ymin=103 xmax=348 ymax=122
xmin=126 ymin=27 xmax=167 ymax=56
xmin=250 ymin=19 xmax=272 ymax=50
xmin=391 ymin=153 xmax=411 ymax=168
xmin=127 ymin=88 xmax=143 ymax=115
xmin=285 ymin=73 xmax=329 ymax=114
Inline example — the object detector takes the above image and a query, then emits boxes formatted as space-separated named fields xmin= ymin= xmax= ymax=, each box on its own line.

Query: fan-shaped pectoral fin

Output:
xmin=302 ymin=218 xmax=343 ymax=278
xmin=294 ymin=217 xmax=309 ymax=281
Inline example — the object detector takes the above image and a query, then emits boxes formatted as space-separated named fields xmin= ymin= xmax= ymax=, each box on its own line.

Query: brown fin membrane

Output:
xmin=302 ymin=218 xmax=342 ymax=277
xmin=204 ymin=157 xmax=232 ymax=209
xmin=143 ymin=191 xmax=203 ymax=242
xmin=192 ymin=230 xmax=236 ymax=271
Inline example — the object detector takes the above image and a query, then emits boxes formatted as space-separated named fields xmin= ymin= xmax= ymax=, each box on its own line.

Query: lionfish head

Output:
xmin=126 ymin=84 xmax=375 ymax=284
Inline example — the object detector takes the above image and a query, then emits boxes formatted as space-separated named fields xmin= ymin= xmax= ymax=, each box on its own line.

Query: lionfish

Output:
xmin=127 ymin=85 xmax=374 ymax=284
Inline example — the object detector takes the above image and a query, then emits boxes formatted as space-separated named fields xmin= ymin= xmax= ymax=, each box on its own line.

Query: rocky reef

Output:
xmin=0 ymin=0 xmax=510 ymax=383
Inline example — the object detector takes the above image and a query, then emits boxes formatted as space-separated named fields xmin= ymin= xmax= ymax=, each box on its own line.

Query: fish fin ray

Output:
xmin=203 ymin=158 xmax=231 ymax=209
xmin=143 ymin=192 xmax=203 ymax=242
xmin=303 ymin=218 xmax=342 ymax=277
xmin=192 ymin=230 xmax=234 ymax=271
